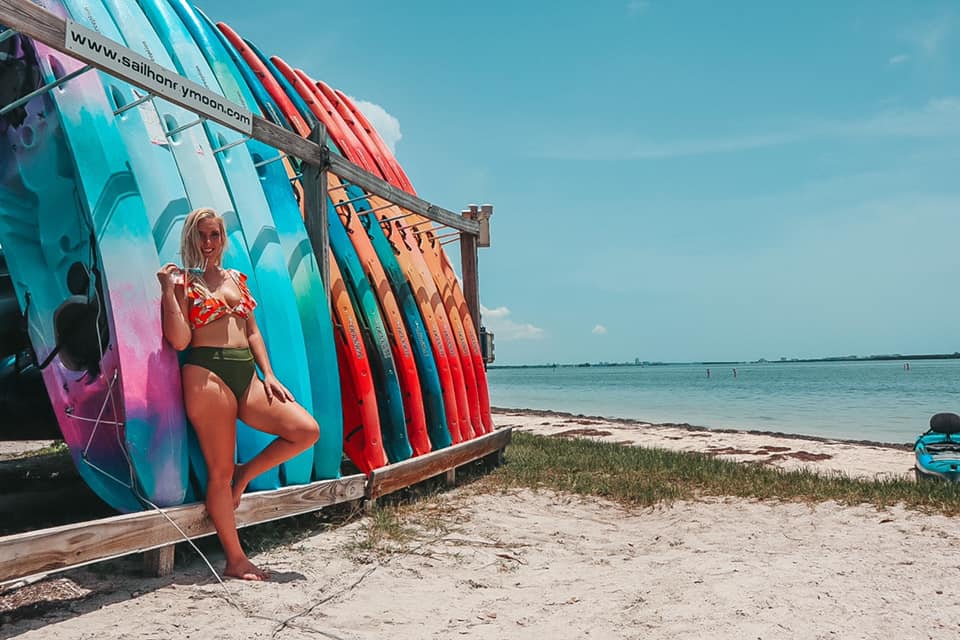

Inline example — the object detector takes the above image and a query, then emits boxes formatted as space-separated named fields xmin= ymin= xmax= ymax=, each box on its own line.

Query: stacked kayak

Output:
xmin=0 ymin=0 xmax=491 ymax=512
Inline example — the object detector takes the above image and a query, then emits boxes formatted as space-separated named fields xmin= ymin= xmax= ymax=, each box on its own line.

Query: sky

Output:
xmin=194 ymin=0 xmax=960 ymax=365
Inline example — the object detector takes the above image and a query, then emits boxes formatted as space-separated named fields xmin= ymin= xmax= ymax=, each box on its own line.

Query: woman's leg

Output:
xmin=182 ymin=364 xmax=268 ymax=581
xmin=233 ymin=375 xmax=320 ymax=503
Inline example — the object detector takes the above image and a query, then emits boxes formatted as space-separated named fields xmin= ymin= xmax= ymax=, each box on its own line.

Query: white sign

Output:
xmin=64 ymin=19 xmax=253 ymax=135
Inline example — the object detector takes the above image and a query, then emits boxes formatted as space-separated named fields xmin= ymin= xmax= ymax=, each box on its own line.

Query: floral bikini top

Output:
xmin=180 ymin=268 xmax=257 ymax=329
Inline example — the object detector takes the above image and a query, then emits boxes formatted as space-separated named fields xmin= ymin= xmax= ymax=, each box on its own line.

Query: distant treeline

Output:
xmin=767 ymin=353 xmax=960 ymax=364
xmin=489 ymin=353 xmax=960 ymax=370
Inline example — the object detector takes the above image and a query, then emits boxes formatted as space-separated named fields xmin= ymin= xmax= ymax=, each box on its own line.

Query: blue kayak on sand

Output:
xmin=914 ymin=412 xmax=960 ymax=482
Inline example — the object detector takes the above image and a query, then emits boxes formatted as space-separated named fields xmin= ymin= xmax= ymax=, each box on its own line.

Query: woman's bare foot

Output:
xmin=224 ymin=558 xmax=270 ymax=581
xmin=231 ymin=464 xmax=251 ymax=509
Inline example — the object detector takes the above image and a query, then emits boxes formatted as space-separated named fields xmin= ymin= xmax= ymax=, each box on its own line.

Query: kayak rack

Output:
xmin=0 ymin=0 xmax=506 ymax=589
xmin=0 ymin=427 xmax=512 ymax=588
xmin=0 ymin=0 xmax=494 ymax=348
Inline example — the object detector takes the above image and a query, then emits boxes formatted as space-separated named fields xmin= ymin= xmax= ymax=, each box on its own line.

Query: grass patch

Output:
xmin=347 ymin=506 xmax=416 ymax=554
xmin=479 ymin=432 xmax=960 ymax=515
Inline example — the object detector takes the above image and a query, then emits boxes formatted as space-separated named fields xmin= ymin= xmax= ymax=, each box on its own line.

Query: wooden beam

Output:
xmin=327 ymin=154 xmax=479 ymax=234
xmin=367 ymin=428 xmax=512 ymax=500
xmin=0 ymin=0 xmax=64 ymax=57
xmin=0 ymin=474 xmax=366 ymax=587
xmin=253 ymin=117 xmax=323 ymax=165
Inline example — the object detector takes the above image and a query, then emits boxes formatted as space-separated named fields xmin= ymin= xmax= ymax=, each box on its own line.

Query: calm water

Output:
xmin=488 ymin=360 xmax=960 ymax=443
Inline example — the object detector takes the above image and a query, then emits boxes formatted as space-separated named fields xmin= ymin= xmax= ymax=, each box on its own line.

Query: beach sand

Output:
xmin=2 ymin=409 xmax=953 ymax=640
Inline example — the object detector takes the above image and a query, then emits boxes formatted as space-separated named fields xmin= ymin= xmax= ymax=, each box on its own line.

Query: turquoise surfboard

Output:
xmin=97 ymin=0 xmax=278 ymax=492
xmin=183 ymin=2 xmax=343 ymax=479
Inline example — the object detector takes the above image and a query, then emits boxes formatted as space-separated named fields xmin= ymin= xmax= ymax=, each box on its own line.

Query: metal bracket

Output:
xmin=375 ymin=210 xmax=416 ymax=226
xmin=165 ymin=117 xmax=205 ymax=138
xmin=331 ymin=191 xmax=374 ymax=208
xmin=253 ymin=153 xmax=290 ymax=169
xmin=112 ymin=92 xmax=153 ymax=117
xmin=211 ymin=136 xmax=250 ymax=155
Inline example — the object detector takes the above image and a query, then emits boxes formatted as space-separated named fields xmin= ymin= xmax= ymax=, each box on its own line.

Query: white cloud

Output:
xmin=532 ymin=97 xmax=960 ymax=161
xmin=481 ymin=305 xmax=545 ymax=341
xmin=888 ymin=53 xmax=910 ymax=66
xmin=482 ymin=305 xmax=510 ymax=320
xmin=627 ymin=1 xmax=649 ymax=16
xmin=349 ymin=96 xmax=403 ymax=153
xmin=592 ymin=324 xmax=608 ymax=335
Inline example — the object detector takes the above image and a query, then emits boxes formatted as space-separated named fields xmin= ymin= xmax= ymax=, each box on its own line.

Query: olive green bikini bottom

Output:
xmin=185 ymin=347 xmax=257 ymax=401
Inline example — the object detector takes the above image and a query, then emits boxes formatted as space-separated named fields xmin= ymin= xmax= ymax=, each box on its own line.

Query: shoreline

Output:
xmin=492 ymin=407 xmax=916 ymax=482
xmin=492 ymin=406 xmax=913 ymax=449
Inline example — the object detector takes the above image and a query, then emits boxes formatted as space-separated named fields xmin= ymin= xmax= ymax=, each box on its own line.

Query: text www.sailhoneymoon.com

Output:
xmin=64 ymin=19 xmax=252 ymax=134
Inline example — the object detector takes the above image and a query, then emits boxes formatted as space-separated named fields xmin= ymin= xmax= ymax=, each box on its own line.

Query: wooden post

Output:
xmin=143 ymin=545 xmax=175 ymax=577
xmin=460 ymin=206 xmax=480 ymax=333
xmin=483 ymin=448 xmax=505 ymax=468
xmin=444 ymin=468 xmax=457 ymax=487
xmin=477 ymin=204 xmax=493 ymax=248
xmin=303 ymin=125 xmax=330 ymax=297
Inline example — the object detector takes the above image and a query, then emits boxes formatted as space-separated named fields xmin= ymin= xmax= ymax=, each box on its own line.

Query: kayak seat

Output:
xmin=930 ymin=413 xmax=960 ymax=435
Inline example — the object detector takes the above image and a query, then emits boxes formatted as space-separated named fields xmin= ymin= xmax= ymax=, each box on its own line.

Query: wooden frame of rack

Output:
xmin=0 ymin=0 xmax=502 ymax=588
xmin=0 ymin=428 xmax=511 ymax=588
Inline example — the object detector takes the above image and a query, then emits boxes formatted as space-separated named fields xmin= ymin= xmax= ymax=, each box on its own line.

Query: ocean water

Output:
xmin=487 ymin=360 xmax=960 ymax=443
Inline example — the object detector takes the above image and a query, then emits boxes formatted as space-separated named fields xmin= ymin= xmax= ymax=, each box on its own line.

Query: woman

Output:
xmin=157 ymin=207 xmax=319 ymax=581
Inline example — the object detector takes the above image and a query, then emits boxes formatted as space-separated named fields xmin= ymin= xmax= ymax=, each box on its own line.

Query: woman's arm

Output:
xmin=245 ymin=312 xmax=294 ymax=403
xmin=157 ymin=263 xmax=192 ymax=351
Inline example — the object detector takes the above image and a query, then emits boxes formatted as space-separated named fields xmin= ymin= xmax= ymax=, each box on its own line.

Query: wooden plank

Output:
xmin=0 ymin=0 xmax=64 ymax=51
xmin=368 ymin=428 xmax=512 ymax=500
xmin=252 ymin=117 xmax=323 ymax=165
xmin=327 ymin=154 xmax=480 ymax=234
xmin=0 ymin=474 xmax=366 ymax=586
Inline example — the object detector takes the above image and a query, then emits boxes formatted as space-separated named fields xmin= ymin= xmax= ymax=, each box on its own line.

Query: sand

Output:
xmin=2 ymin=409 xmax=954 ymax=640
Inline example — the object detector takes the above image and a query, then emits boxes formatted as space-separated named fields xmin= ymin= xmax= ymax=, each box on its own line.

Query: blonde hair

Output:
xmin=180 ymin=207 xmax=227 ymax=295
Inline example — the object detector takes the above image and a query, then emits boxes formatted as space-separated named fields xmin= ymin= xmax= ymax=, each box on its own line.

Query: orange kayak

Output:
xmin=333 ymin=90 xmax=492 ymax=434
xmin=302 ymin=75 xmax=480 ymax=440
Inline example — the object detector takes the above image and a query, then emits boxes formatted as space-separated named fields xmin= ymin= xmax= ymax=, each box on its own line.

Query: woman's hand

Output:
xmin=156 ymin=263 xmax=182 ymax=290
xmin=262 ymin=373 xmax=294 ymax=404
